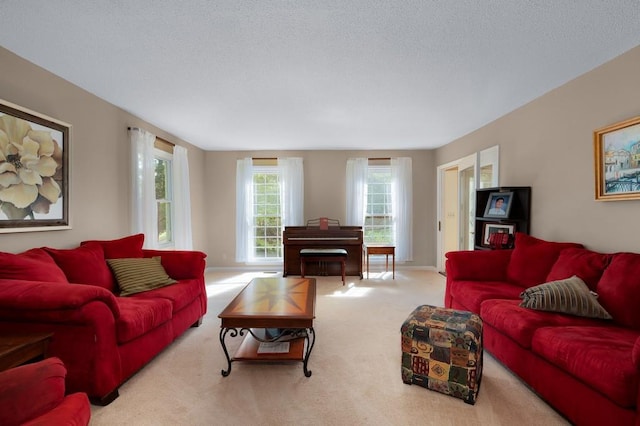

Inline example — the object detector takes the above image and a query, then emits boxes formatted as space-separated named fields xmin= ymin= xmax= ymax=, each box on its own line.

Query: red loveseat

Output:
xmin=0 ymin=234 xmax=207 ymax=405
xmin=0 ymin=357 xmax=91 ymax=426
xmin=445 ymin=233 xmax=640 ymax=425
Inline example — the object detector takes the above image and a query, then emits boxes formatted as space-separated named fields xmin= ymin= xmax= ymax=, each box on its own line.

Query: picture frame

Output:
xmin=594 ymin=116 xmax=640 ymax=201
xmin=0 ymin=99 xmax=70 ymax=233
xmin=483 ymin=191 xmax=514 ymax=218
xmin=482 ymin=222 xmax=516 ymax=247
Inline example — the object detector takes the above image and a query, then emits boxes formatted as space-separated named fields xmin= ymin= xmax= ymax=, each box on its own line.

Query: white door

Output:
xmin=436 ymin=154 xmax=477 ymax=273
xmin=443 ymin=167 xmax=459 ymax=257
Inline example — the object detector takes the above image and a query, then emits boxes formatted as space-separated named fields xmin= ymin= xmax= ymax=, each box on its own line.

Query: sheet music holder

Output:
xmin=306 ymin=217 xmax=340 ymax=229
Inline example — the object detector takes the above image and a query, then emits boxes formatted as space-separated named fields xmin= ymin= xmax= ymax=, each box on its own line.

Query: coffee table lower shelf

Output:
xmin=220 ymin=327 xmax=315 ymax=377
xmin=234 ymin=333 xmax=305 ymax=361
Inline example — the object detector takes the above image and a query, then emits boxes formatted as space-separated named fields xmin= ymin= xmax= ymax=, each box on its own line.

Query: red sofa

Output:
xmin=0 ymin=357 xmax=91 ymax=426
xmin=445 ymin=233 xmax=640 ymax=425
xmin=0 ymin=234 xmax=207 ymax=405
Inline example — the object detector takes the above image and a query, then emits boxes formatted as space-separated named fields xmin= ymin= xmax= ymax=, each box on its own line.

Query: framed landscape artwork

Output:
xmin=594 ymin=116 xmax=640 ymax=201
xmin=483 ymin=191 xmax=513 ymax=218
xmin=0 ymin=99 xmax=70 ymax=232
xmin=482 ymin=222 xmax=516 ymax=247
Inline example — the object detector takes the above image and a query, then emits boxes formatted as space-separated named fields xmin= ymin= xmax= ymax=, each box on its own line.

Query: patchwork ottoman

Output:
xmin=401 ymin=305 xmax=483 ymax=404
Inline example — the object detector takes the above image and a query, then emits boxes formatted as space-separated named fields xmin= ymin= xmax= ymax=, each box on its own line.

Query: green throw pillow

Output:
xmin=519 ymin=275 xmax=612 ymax=320
xmin=107 ymin=257 xmax=177 ymax=296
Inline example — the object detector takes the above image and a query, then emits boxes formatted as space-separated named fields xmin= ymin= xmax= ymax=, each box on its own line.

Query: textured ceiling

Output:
xmin=1 ymin=1 xmax=639 ymax=151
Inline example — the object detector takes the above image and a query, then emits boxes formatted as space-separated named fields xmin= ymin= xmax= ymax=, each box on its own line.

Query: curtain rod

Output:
xmin=252 ymin=157 xmax=277 ymax=160
xmin=128 ymin=126 xmax=140 ymax=131
xmin=369 ymin=157 xmax=391 ymax=160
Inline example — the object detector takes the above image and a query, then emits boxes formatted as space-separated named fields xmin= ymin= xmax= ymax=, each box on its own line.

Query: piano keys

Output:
xmin=282 ymin=226 xmax=363 ymax=279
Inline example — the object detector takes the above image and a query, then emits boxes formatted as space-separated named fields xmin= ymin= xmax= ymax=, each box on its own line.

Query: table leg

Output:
xmin=220 ymin=327 xmax=238 ymax=377
xmin=366 ymin=252 xmax=370 ymax=279
xmin=393 ymin=253 xmax=395 ymax=279
xmin=303 ymin=327 xmax=316 ymax=377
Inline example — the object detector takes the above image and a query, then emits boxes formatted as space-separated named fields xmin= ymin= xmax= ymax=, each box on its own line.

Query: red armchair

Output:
xmin=0 ymin=357 xmax=90 ymax=426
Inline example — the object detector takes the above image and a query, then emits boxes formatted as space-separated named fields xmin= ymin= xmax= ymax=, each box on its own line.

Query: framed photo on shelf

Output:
xmin=483 ymin=191 xmax=513 ymax=218
xmin=0 ymin=99 xmax=70 ymax=233
xmin=482 ymin=222 xmax=516 ymax=247
xmin=594 ymin=115 xmax=640 ymax=201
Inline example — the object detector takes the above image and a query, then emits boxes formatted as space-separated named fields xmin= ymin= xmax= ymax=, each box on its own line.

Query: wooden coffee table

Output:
xmin=218 ymin=277 xmax=316 ymax=377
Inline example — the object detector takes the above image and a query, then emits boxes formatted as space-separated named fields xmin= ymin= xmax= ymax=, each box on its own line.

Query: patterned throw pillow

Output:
xmin=107 ymin=257 xmax=176 ymax=296
xmin=519 ymin=275 xmax=612 ymax=320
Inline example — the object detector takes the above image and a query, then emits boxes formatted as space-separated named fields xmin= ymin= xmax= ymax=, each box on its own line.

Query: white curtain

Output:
xmin=278 ymin=157 xmax=304 ymax=226
xmin=129 ymin=128 xmax=158 ymax=249
xmin=173 ymin=146 xmax=193 ymax=250
xmin=345 ymin=157 xmax=368 ymax=226
xmin=391 ymin=157 xmax=413 ymax=261
xmin=235 ymin=158 xmax=254 ymax=262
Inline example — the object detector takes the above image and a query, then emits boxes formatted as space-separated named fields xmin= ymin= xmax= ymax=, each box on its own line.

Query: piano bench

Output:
xmin=300 ymin=249 xmax=348 ymax=285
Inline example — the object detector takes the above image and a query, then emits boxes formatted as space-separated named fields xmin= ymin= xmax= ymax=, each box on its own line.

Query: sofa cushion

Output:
xmin=0 ymin=249 xmax=68 ymax=283
xmin=481 ymin=299 xmax=607 ymax=348
xmin=43 ymin=244 xmax=115 ymax=292
xmin=597 ymin=253 xmax=640 ymax=330
xmin=81 ymin=234 xmax=144 ymax=259
xmin=531 ymin=325 xmax=639 ymax=408
xmin=519 ymin=276 xmax=612 ymax=320
xmin=506 ymin=233 xmax=582 ymax=288
xmin=445 ymin=249 xmax=512 ymax=282
xmin=107 ymin=257 xmax=177 ymax=296
xmin=546 ymin=248 xmax=612 ymax=291
xmin=130 ymin=278 xmax=203 ymax=312
xmin=142 ymin=249 xmax=208 ymax=280
xmin=115 ymin=297 xmax=173 ymax=344
xmin=448 ymin=280 xmax=523 ymax=314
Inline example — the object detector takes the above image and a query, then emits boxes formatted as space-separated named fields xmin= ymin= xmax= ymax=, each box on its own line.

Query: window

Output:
xmin=252 ymin=167 xmax=282 ymax=260
xmin=365 ymin=165 xmax=394 ymax=245
xmin=131 ymin=128 xmax=192 ymax=250
xmin=346 ymin=157 xmax=412 ymax=261
xmin=154 ymin=150 xmax=173 ymax=247
xmin=236 ymin=157 xmax=304 ymax=263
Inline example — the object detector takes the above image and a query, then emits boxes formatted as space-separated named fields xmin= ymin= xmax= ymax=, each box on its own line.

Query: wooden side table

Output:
xmin=366 ymin=245 xmax=395 ymax=279
xmin=0 ymin=333 xmax=54 ymax=372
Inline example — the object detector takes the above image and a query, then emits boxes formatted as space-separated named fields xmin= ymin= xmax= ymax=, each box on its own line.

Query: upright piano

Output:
xmin=283 ymin=225 xmax=363 ymax=278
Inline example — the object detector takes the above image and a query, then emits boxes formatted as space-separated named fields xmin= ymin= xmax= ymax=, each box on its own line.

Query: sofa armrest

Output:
xmin=0 ymin=357 xmax=67 ymax=425
xmin=633 ymin=335 xmax=640 ymax=369
xmin=0 ymin=281 xmax=122 ymax=401
xmin=23 ymin=392 xmax=90 ymax=426
xmin=0 ymin=279 xmax=120 ymax=319
xmin=445 ymin=249 xmax=513 ymax=282
xmin=143 ymin=249 xmax=207 ymax=280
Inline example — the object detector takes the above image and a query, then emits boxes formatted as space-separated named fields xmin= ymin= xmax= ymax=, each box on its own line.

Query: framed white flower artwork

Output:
xmin=0 ymin=99 xmax=70 ymax=232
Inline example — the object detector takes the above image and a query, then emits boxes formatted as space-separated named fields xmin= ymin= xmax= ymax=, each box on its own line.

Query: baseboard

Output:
xmin=205 ymin=265 xmax=438 ymax=273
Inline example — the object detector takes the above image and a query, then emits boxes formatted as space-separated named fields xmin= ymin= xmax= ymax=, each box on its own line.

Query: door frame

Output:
xmin=436 ymin=153 xmax=477 ymax=273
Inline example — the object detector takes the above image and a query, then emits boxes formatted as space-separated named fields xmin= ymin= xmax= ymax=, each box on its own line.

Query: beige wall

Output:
xmin=435 ymin=45 xmax=640 ymax=253
xmin=3 ymin=41 xmax=638 ymax=264
xmin=0 ymin=47 xmax=208 ymax=253
xmin=205 ymin=150 xmax=436 ymax=267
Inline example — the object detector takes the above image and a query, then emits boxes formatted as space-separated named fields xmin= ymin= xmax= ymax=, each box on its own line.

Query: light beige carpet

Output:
xmin=90 ymin=269 xmax=569 ymax=425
